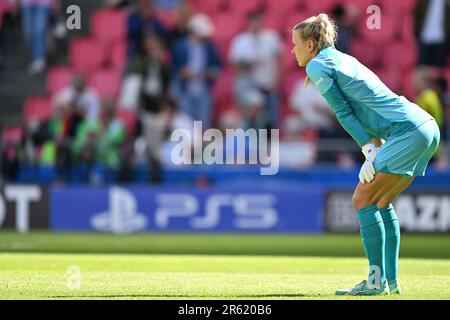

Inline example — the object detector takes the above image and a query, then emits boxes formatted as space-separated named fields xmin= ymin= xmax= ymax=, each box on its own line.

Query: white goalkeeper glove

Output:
xmin=359 ymin=143 xmax=379 ymax=184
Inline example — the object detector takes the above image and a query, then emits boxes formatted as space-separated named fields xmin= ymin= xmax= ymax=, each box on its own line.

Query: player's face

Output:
xmin=291 ymin=30 xmax=316 ymax=67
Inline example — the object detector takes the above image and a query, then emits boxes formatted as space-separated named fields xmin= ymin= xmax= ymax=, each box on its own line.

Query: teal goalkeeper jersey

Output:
xmin=305 ymin=45 xmax=434 ymax=147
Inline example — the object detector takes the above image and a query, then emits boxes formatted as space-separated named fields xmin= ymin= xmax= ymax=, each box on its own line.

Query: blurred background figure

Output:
xmin=52 ymin=74 xmax=101 ymax=121
xmin=170 ymin=13 xmax=221 ymax=129
xmin=229 ymin=10 xmax=283 ymax=128
xmin=331 ymin=3 xmax=358 ymax=54
xmin=413 ymin=67 xmax=444 ymax=129
xmin=165 ymin=0 xmax=191 ymax=49
xmin=241 ymin=89 xmax=270 ymax=131
xmin=127 ymin=0 xmax=166 ymax=56
xmin=17 ymin=0 xmax=54 ymax=74
xmin=414 ymin=0 xmax=450 ymax=68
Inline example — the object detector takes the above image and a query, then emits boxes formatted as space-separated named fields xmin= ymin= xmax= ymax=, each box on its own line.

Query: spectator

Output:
xmin=128 ymin=31 xmax=170 ymax=114
xmin=278 ymin=114 xmax=316 ymax=168
xmin=127 ymin=0 xmax=166 ymax=56
xmin=414 ymin=0 xmax=450 ymax=68
xmin=166 ymin=0 xmax=192 ymax=49
xmin=413 ymin=67 xmax=444 ymax=128
xmin=97 ymin=98 xmax=126 ymax=171
xmin=161 ymin=96 xmax=195 ymax=167
xmin=331 ymin=4 xmax=358 ymax=54
xmin=229 ymin=10 xmax=283 ymax=127
xmin=170 ymin=13 xmax=221 ymax=129
xmin=53 ymin=74 xmax=101 ymax=121
xmin=127 ymin=31 xmax=171 ymax=182
xmin=241 ymin=89 xmax=270 ymax=131
xmin=15 ymin=0 xmax=54 ymax=74
xmin=289 ymin=76 xmax=336 ymax=133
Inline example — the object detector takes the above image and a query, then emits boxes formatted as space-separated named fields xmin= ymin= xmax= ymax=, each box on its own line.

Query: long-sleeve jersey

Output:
xmin=305 ymin=46 xmax=434 ymax=147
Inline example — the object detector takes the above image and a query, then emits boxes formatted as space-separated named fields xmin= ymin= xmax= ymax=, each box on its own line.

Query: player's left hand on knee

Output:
xmin=359 ymin=143 xmax=379 ymax=184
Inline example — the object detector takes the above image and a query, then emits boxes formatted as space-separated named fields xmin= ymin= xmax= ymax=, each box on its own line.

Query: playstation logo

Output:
xmin=90 ymin=187 xmax=148 ymax=234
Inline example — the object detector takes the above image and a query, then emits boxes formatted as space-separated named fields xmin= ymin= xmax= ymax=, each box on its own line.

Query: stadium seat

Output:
xmin=23 ymin=96 xmax=52 ymax=123
xmin=306 ymin=0 xmax=339 ymax=14
xmin=263 ymin=11 xmax=284 ymax=34
xmin=358 ymin=13 xmax=396 ymax=44
xmin=381 ymin=0 xmax=417 ymax=15
xmin=343 ymin=0 xmax=378 ymax=13
xmin=350 ymin=39 xmax=380 ymax=68
xmin=282 ymin=69 xmax=306 ymax=97
xmin=285 ymin=11 xmax=312 ymax=35
xmin=265 ymin=0 xmax=302 ymax=17
xmin=212 ymin=12 xmax=245 ymax=45
xmin=382 ymin=41 xmax=418 ymax=69
xmin=399 ymin=16 xmax=415 ymax=42
xmin=402 ymin=70 xmax=416 ymax=100
xmin=116 ymin=108 xmax=137 ymax=137
xmin=375 ymin=67 xmax=403 ymax=93
xmin=1 ymin=126 xmax=23 ymax=145
xmin=109 ymin=40 xmax=127 ymax=72
xmin=212 ymin=68 xmax=234 ymax=105
xmin=228 ymin=0 xmax=263 ymax=16
xmin=88 ymin=69 xmax=122 ymax=99
xmin=69 ymin=37 xmax=106 ymax=73
xmin=90 ymin=9 xmax=126 ymax=44
xmin=47 ymin=66 xmax=74 ymax=96
xmin=192 ymin=0 xmax=225 ymax=14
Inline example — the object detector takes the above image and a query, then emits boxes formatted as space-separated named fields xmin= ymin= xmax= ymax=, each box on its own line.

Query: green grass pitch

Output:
xmin=0 ymin=232 xmax=449 ymax=300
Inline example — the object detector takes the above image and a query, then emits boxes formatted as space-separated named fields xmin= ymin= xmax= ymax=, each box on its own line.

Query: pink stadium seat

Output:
xmin=211 ymin=12 xmax=245 ymax=45
xmin=265 ymin=0 xmax=302 ymax=16
xmin=23 ymin=96 xmax=52 ymax=123
xmin=382 ymin=41 xmax=418 ymax=69
xmin=47 ymin=66 xmax=74 ymax=96
xmin=70 ymin=37 xmax=106 ymax=73
xmin=90 ymin=9 xmax=126 ymax=44
xmin=343 ymin=0 xmax=377 ymax=13
xmin=402 ymin=70 xmax=417 ymax=100
xmin=116 ymin=109 xmax=136 ymax=137
xmin=213 ymin=68 xmax=234 ymax=105
xmin=263 ymin=11 xmax=284 ymax=33
xmin=282 ymin=69 xmax=306 ymax=98
xmin=359 ymin=13 xmax=396 ymax=44
xmin=88 ymin=69 xmax=121 ymax=99
xmin=306 ymin=0 xmax=338 ymax=14
xmin=375 ymin=67 xmax=403 ymax=93
xmin=109 ymin=40 xmax=127 ymax=72
xmin=350 ymin=39 xmax=380 ymax=68
xmin=399 ymin=15 xmax=415 ymax=42
xmin=192 ymin=0 xmax=225 ymax=14
xmin=228 ymin=0 xmax=262 ymax=15
xmin=285 ymin=12 xmax=311 ymax=35
xmin=381 ymin=0 xmax=417 ymax=15
xmin=2 ymin=126 xmax=23 ymax=144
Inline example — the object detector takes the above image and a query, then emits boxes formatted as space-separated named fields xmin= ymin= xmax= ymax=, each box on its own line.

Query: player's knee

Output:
xmin=352 ymin=191 xmax=375 ymax=211
xmin=377 ymin=197 xmax=392 ymax=209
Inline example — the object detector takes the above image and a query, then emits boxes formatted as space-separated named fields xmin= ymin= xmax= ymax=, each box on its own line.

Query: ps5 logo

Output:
xmin=90 ymin=187 xmax=147 ymax=234
xmin=154 ymin=193 xmax=278 ymax=229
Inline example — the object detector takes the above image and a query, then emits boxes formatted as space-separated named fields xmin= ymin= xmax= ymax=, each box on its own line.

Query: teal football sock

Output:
xmin=379 ymin=203 xmax=400 ymax=283
xmin=357 ymin=204 xmax=386 ymax=286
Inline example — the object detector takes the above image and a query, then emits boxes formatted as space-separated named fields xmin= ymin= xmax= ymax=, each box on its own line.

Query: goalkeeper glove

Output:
xmin=359 ymin=143 xmax=379 ymax=184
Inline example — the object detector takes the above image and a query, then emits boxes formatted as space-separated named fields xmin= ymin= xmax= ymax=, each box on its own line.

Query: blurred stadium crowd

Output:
xmin=0 ymin=0 xmax=449 ymax=185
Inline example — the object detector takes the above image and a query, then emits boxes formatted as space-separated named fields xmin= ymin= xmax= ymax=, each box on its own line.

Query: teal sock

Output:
xmin=379 ymin=203 xmax=400 ymax=283
xmin=357 ymin=204 xmax=386 ymax=286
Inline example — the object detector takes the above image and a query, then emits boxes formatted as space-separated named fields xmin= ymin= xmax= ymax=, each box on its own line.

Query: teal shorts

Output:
xmin=374 ymin=119 xmax=440 ymax=177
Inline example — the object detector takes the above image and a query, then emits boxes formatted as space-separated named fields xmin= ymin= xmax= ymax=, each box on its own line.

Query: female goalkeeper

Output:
xmin=291 ymin=14 xmax=440 ymax=296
